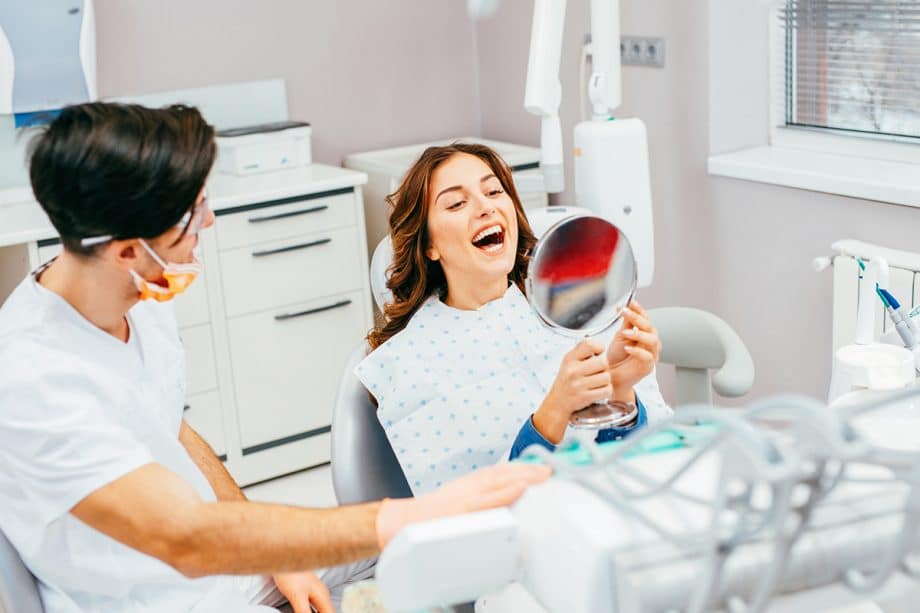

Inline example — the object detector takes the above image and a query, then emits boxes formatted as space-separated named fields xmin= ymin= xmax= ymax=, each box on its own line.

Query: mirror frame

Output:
xmin=525 ymin=212 xmax=637 ymax=337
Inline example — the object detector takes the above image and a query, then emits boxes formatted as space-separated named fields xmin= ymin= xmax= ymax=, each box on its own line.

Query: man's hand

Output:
xmin=376 ymin=462 xmax=552 ymax=548
xmin=273 ymin=571 xmax=333 ymax=613
xmin=606 ymin=301 xmax=661 ymax=401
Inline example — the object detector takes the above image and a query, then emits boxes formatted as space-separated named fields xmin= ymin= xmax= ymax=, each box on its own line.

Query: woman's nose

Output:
xmin=474 ymin=195 xmax=495 ymax=216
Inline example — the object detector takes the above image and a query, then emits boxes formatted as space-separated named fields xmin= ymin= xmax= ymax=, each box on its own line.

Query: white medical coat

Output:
xmin=0 ymin=274 xmax=272 ymax=612
xmin=356 ymin=285 xmax=672 ymax=495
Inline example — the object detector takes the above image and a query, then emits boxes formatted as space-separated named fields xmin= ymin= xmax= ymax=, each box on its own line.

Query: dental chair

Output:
xmin=331 ymin=207 xmax=754 ymax=503
xmin=331 ymin=341 xmax=413 ymax=505
xmin=0 ymin=528 xmax=43 ymax=613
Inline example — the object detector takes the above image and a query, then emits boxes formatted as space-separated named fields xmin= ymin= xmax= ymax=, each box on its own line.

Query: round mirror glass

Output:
xmin=526 ymin=213 xmax=639 ymax=430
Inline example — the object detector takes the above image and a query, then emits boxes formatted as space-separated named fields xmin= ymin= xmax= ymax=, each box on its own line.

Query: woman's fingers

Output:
xmin=583 ymin=370 xmax=613 ymax=391
xmin=585 ymin=384 xmax=614 ymax=405
xmin=570 ymin=337 xmax=605 ymax=359
xmin=574 ymin=352 xmax=608 ymax=376
xmin=621 ymin=305 xmax=654 ymax=332
xmin=629 ymin=300 xmax=649 ymax=317
xmin=575 ymin=338 xmax=604 ymax=360
xmin=624 ymin=345 xmax=655 ymax=364
xmin=622 ymin=328 xmax=660 ymax=351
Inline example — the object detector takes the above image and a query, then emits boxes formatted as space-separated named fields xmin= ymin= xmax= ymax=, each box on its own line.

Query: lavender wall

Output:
xmin=94 ymin=0 xmax=481 ymax=165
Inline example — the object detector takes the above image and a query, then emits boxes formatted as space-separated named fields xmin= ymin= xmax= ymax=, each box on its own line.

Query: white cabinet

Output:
xmin=174 ymin=264 xmax=211 ymax=328
xmin=214 ymin=191 xmax=355 ymax=249
xmin=207 ymin=165 xmax=372 ymax=485
xmin=179 ymin=323 xmax=218 ymax=396
xmin=227 ymin=290 xmax=367 ymax=451
xmin=218 ymin=226 xmax=365 ymax=318
xmin=36 ymin=239 xmax=62 ymax=265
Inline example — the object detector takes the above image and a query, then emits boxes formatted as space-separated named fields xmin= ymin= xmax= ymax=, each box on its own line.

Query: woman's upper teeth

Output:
xmin=473 ymin=225 xmax=502 ymax=242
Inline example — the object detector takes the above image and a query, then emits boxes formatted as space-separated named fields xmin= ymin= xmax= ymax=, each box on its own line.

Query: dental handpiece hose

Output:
xmin=879 ymin=288 xmax=917 ymax=350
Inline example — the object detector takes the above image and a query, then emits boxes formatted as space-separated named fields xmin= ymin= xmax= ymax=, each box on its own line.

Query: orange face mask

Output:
xmin=131 ymin=240 xmax=201 ymax=302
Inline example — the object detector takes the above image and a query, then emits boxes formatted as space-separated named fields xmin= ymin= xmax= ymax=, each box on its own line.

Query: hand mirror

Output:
xmin=526 ymin=213 xmax=638 ymax=430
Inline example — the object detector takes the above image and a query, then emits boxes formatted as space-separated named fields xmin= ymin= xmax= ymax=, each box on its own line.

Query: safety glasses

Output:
xmin=80 ymin=190 xmax=211 ymax=248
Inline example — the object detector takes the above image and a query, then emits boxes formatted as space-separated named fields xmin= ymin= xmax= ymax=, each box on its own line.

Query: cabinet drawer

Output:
xmin=215 ymin=192 xmax=356 ymax=251
xmin=220 ymin=227 xmax=364 ymax=318
xmin=36 ymin=242 xmax=62 ymax=265
xmin=229 ymin=291 xmax=367 ymax=450
xmin=183 ymin=391 xmax=226 ymax=458
xmin=174 ymin=266 xmax=210 ymax=328
xmin=179 ymin=324 xmax=218 ymax=395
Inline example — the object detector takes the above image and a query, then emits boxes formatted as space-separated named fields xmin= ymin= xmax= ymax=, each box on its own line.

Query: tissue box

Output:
xmin=216 ymin=121 xmax=311 ymax=175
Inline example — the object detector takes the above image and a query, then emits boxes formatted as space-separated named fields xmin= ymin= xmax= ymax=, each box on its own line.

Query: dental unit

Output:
xmin=375 ymin=389 xmax=920 ymax=613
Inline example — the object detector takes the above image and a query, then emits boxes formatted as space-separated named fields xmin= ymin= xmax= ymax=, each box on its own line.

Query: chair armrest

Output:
xmin=647 ymin=307 xmax=754 ymax=398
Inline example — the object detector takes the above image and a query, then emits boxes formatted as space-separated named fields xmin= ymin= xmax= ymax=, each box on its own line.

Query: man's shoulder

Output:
xmin=0 ymin=333 xmax=82 ymax=388
xmin=0 ymin=296 xmax=60 ymax=381
xmin=0 ymin=276 xmax=46 ymax=336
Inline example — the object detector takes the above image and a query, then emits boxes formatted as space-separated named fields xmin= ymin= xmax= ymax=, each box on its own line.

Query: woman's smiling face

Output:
xmin=425 ymin=153 xmax=519 ymax=288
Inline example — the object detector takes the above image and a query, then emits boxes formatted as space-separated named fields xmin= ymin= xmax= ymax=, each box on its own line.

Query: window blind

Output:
xmin=779 ymin=0 xmax=920 ymax=140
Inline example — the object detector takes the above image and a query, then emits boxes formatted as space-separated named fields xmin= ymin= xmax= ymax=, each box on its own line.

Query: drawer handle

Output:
xmin=248 ymin=205 xmax=328 ymax=224
xmin=252 ymin=238 xmax=331 ymax=258
xmin=274 ymin=299 xmax=352 ymax=321
xmin=183 ymin=404 xmax=191 ymax=412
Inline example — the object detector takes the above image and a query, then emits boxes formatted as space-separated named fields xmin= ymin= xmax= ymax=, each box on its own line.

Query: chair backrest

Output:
xmin=331 ymin=342 xmax=412 ymax=505
xmin=647 ymin=306 xmax=755 ymax=407
xmin=0 ymin=528 xmax=43 ymax=613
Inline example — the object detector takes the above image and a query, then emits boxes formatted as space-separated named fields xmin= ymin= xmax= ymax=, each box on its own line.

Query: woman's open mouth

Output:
xmin=471 ymin=224 xmax=505 ymax=254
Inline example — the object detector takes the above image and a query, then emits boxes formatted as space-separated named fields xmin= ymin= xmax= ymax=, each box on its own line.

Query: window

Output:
xmin=778 ymin=0 xmax=920 ymax=143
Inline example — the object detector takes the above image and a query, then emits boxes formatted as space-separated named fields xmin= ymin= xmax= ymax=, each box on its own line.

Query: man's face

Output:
xmin=133 ymin=188 xmax=214 ymax=284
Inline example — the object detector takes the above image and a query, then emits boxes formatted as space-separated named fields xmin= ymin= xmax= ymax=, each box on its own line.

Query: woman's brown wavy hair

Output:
xmin=367 ymin=143 xmax=537 ymax=350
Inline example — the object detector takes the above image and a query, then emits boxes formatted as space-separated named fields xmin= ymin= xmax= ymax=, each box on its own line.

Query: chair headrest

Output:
xmin=369 ymin=205 xmax=590 ymax=313
xmin=370 ymin=235 xmax=394 ymax=313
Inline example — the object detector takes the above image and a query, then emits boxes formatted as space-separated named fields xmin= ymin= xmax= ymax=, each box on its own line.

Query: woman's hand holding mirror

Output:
xmin=533 ymin=338 xmax=613 ymax=443
xmin=606 ymin=301 xmax=661 ymax=404
xmin=526 ymin=213 xmax=640 ymax=430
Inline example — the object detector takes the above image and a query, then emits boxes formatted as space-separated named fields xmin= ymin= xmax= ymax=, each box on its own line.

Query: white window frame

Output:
xmin=707 ymin=5 xmax=920 ymax=208
xmin=767 ymin=4 xmax=920 ymax=165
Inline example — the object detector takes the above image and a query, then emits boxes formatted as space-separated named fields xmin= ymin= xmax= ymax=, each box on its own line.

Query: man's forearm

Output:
xmin=176 ymin=500 xmax=382 ymax=577
xmin=180 ymin=420 xmax=246 ymax=502
xmin=72 ymin=462 xmax=384 ymax=579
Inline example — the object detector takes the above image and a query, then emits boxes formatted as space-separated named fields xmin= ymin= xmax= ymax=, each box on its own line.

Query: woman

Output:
xmin=356 ymin=143 xmax=671 ymax=494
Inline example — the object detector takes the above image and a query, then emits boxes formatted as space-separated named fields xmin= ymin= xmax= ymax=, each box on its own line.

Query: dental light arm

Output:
xmin=587 ymin=0 xmax=622 ymax=117
xmin=522 ymin=0 xmax=623 ymax=194
xmin=524 ymin=0 xmax=566 ymax=194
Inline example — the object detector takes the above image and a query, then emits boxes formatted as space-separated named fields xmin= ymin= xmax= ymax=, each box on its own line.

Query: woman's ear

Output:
xmin=426 ymin=244 xmax=440 ymax=261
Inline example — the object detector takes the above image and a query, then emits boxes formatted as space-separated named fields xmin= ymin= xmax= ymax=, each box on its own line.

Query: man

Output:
xmin=0 ymin=102 xmax=550 ymax=612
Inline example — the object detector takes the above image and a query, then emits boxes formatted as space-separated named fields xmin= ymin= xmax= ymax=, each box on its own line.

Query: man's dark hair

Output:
xmin=28 ymin=102 xmax=216 ymax=255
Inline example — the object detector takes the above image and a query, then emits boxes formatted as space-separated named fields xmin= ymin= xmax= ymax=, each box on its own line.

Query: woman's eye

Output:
xmin=487 ymin=189 xmax=504 ymax=196
xmin=447 ymin=201 xmax=464 ymax=210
